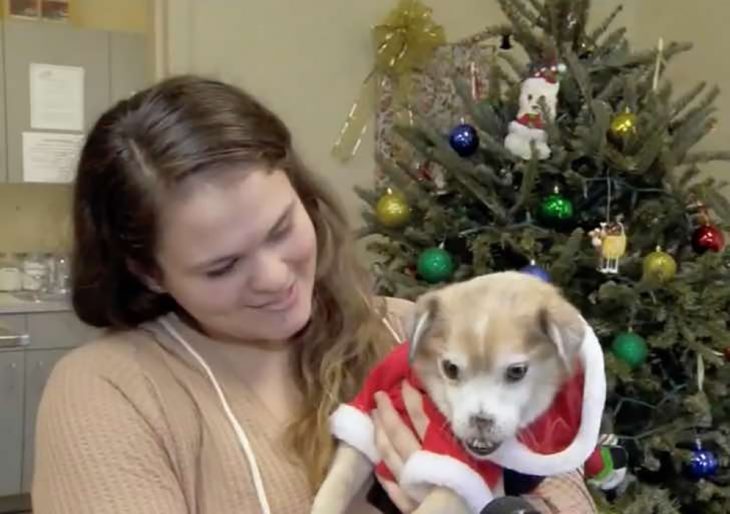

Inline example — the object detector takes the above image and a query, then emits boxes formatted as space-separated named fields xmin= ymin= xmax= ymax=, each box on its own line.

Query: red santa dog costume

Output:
xmin=329 ymin=320 xmax=606 ymax=513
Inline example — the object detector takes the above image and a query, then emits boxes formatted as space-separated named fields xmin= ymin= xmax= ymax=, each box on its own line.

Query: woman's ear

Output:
xmin=126 ymin=258 xmax=166 ymax=293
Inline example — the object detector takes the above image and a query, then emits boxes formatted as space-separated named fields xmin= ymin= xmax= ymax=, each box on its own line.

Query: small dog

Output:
xmin=312 ymin=272 xmax=605 ymax=514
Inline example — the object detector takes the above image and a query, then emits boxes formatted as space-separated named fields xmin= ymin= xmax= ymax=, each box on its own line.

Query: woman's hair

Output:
xmin=72 ymin=75 xmax=392 ymax=487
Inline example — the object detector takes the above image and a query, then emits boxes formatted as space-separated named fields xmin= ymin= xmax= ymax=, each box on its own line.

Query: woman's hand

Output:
xmin=372 ymin=382 xmax=470 ymax=514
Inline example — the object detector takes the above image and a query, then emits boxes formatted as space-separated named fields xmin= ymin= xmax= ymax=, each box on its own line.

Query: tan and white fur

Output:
xmin=312 ymin=272 xmax=587 ymax=514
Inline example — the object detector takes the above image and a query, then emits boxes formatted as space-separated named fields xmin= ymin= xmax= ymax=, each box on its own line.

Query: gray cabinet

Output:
xmin=0 ymin=351 xmax=24 ymax=497
xmin=0 ymin=21 xmax=148 ymax=184
xmin=3 ymin=20 xmax=111 ymax=183
xmin=110 ymin=32 xmax=148 ymax=104
xmin=27 ymin=311 xmax=99 ymax=350
xmin=0 ymin=310 xmax=95 ymax=496
xmin=0 ymin=23 xmax=6 ymax=182
xmin=21 ymin=349 xmax=67 ymax=491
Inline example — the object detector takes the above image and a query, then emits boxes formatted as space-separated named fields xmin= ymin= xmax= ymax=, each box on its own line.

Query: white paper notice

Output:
xmin=22 ymin=132 xmax=85 ymax=183
xmin=30 ymin=63 xmax=85 ymax=131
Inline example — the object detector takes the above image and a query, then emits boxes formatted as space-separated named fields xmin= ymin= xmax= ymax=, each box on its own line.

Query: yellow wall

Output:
xmin=69 ymin=0 xmax=148 ymax=33
xmin=0 ymin=184 xmax=72 ymax=253
xmin=2 ymin=0 xmax=149 ymax=31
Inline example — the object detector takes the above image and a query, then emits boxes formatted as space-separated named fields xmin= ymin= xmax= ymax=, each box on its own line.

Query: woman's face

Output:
xmin=153 ymin=168 xmax=318 ymax=344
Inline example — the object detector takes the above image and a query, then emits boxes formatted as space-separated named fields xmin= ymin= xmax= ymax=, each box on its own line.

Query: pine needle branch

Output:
xmin=397 ymin=121 xmax=510 ymax=224
xmin=596 ymin=73 xmax=627 ymax=102
xmin=622 ymin=42 xmax=693 ymax=68
xmin=549 ymin=229 xmax=586 ymax=285
xmin=571 ymin=0 xmax=591 ymax=48
xmin=681 ymin=151 xmax=730 ymax=165
xmin=524 ymin=0 xmax=546 ymax=17
xmin=498 ymin=51 xmax=528 ymax=80
xmin=565 ymin=49 xmax=593 ymax=103
xmin=453 ymin=79 xmax=497 ymax=134
xmin=677 ymin=165 xmax=703 ymax=190
xmin=510 ymin=153 xmax=539 ymax=216
xmin=671 ymin=82 xmax=707 ymax=120
xmin=497 ymin=0 xmax=545 ymax=56
xmin=588 ymin=4 xmax=624 ymax=44
xmin=595 ymin=28 xmax=628 ymax=57
xmin=704 ymin=188 xmax=730 ymax=225
xmin=672 ymin=85 xmax=720 ymax=129
xmin=508 ymin=0 xmax=546 ymax=29
xmin=455 ymin=25 xmax=510 ymax=47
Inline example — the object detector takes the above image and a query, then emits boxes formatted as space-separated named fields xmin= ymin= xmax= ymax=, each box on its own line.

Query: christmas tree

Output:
xmin=357 ymin=1 xmax=730 ymax=512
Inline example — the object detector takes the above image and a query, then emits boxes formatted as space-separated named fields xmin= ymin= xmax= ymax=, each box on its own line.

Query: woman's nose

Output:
xmin=248 ymin=252 xmax=290 ymax=293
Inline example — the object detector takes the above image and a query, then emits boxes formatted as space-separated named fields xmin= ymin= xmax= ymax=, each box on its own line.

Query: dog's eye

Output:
xmin=441 ymin=359 xmax=460 ymax=380
xmin=505 ymin=363 xmax=529 ymax=383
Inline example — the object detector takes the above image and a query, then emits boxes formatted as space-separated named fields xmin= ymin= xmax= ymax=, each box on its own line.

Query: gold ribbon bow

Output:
xmin=332 ymin=0 xmax=445 ymax=162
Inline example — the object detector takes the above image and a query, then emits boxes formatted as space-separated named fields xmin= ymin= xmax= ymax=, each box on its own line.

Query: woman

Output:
xmin=32 ymin=76 xmax=596 ymax=513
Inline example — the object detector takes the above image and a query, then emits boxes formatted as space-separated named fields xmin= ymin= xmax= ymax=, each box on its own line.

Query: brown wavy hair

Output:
xmin=72 ymin=75 xmax=393 ymax=488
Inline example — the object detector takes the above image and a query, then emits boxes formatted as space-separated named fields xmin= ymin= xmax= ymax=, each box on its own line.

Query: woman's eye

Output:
xmin=441 ymin=359 xmax=460 ymax=381
xmin=269 ymin=221 xmax=292 ymax=243
xmin=206 ymin=259 xmax=237 ymax=278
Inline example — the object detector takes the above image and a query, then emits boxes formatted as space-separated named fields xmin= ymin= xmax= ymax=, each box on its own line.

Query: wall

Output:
xmin=158 ymin=0 xmax=638 ymax=233
xmin=0 ymin=184 xmax=71 ymax=253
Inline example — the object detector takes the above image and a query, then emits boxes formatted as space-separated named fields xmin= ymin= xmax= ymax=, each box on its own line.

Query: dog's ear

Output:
xmin=538 ymin=297 xmax=585 ymax=371
xmin=407 ymin=293 xmax=441 ymax=364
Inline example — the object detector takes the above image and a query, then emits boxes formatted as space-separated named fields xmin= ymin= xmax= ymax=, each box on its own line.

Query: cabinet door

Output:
xmin=22 ymin=348 xmax=67 ymax=492
xmin=27 ymin=311 xmax=100 ymax=350
xmin=3 ymin=19 xmax=110 ymax=183
xmin=0 ymin=314 xmax=28 ymax=338
xmin=110 ymin=32 xmax=149 ymax=104
xmin=0 ymin=351 xmax=24 ymax=496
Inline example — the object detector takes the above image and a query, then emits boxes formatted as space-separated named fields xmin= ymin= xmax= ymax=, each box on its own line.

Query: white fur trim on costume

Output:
xmin=488 ymin=320 xmax=606 ymax=476
xmin=329 ymin=404 xmax=380 ymax=463
xmin=401 ymin=451 xmax=494 ymax=514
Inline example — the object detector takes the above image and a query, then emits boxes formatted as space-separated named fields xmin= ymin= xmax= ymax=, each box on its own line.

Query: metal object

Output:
xmin=0 ymin=324 xmax=29 ymax=348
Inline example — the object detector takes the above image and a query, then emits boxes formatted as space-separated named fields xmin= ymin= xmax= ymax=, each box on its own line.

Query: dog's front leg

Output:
xmin=311 ymin=444 xmax=373 ymax=514
xmin=412 ymin=487 xmax=472 ymax=514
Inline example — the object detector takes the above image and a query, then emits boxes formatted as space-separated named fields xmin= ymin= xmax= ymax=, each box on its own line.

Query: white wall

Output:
xmin=156 ymin=0 xmax=637 ymax=231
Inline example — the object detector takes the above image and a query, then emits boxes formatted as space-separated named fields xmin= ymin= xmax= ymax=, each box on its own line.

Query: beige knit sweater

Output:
xmin=32 ymin=305 xmax=596 ymax=514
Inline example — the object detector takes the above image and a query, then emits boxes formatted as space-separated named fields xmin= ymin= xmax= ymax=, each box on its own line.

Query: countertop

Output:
xmin=0 ymin=291 xmax=71 ymax=314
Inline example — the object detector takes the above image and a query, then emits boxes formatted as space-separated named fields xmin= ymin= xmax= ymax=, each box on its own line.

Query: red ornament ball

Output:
xmin=691 ymin=224 xmax=725 ymax=254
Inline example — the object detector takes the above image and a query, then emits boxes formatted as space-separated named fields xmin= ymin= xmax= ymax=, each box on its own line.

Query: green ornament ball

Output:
xmin=611 ymin=331 xmax=648 ymax=369
xmin=539 ymin=192 xmax=574 ymax=225
xmin=417 ymin=247 xmax=454 ymax=284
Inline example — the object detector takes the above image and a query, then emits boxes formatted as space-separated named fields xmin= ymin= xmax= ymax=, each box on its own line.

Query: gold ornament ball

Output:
xmin=376 ymin=191 xmax=411 ymax=228
xmin=610 ymin=111 xmax=638 ymax=139
xmin=643 ymin=248 xmax=677 ymax=283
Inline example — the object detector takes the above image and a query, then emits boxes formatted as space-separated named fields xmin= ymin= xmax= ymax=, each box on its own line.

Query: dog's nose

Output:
xmin=469 ymin=414 xmax=495 ymax=431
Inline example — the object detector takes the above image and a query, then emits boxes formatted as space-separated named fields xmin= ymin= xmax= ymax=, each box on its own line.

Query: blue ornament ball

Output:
xmin=449 ymin=123 xmax=479 ymax=157
xmin=686 ymin=445 xmax=719 ymax=480
xmin=520 ymin=262 xmax=550 ymax=282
